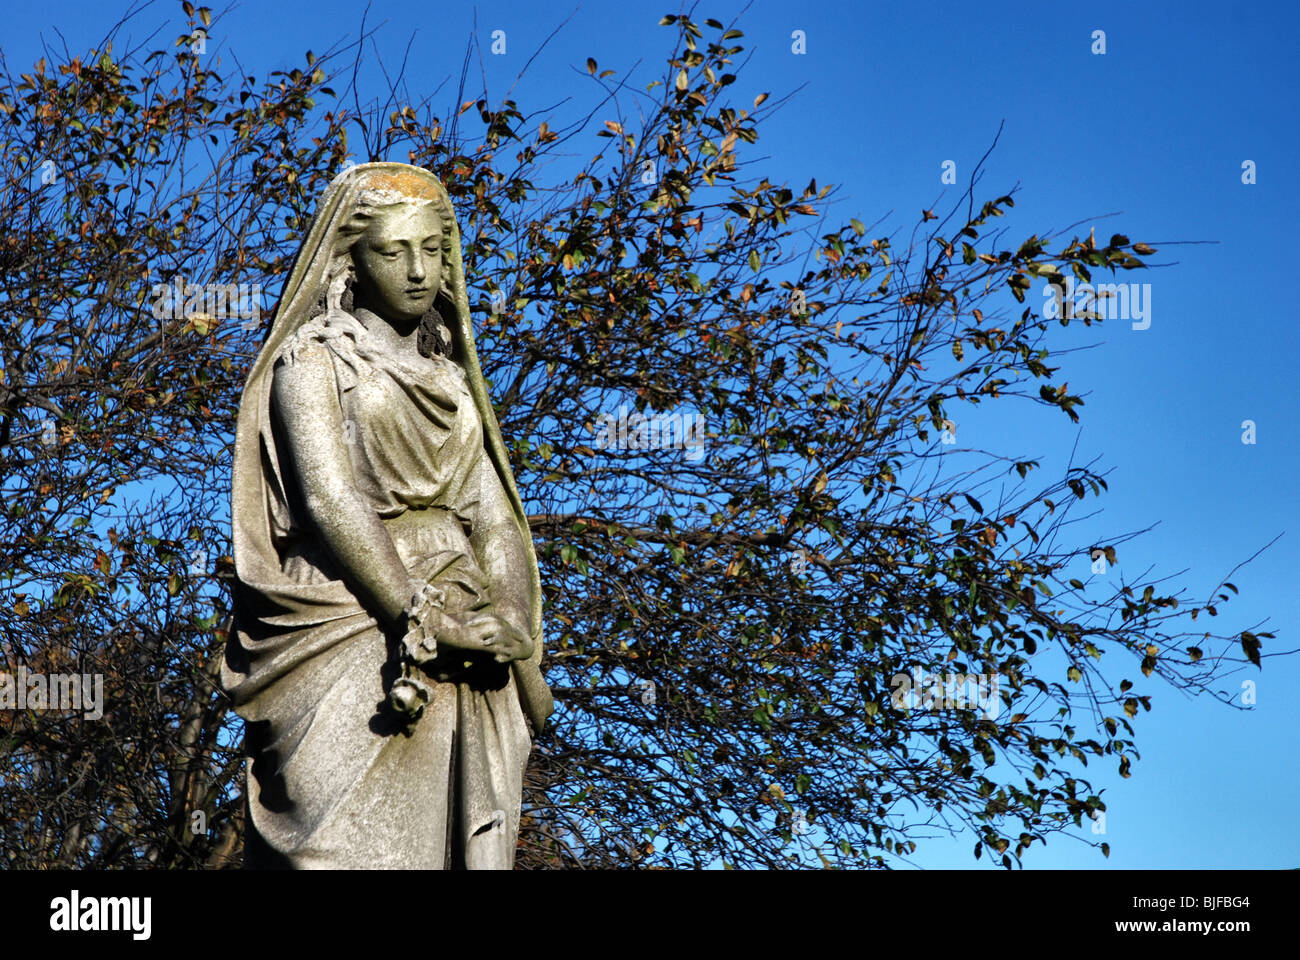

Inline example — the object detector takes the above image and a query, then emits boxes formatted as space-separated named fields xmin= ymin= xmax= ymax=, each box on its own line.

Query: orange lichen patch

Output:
xmin=360 ymin=169 xmax=441 ymax=201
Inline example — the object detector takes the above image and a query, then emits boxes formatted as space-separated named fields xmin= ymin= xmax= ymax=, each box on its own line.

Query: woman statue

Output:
xmin=222 ymin=162 xmax=552 ymax=869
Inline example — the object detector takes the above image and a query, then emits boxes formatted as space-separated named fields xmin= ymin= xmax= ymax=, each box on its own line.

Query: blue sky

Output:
xmin=6 ymin=0 xmax=1296 ymax=869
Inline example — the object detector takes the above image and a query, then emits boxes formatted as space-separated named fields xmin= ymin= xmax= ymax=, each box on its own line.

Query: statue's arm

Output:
xmin=270 ymin=344 xmax=414 ymax=626
xmin=469 ymin=462 xmax=535 ymax=658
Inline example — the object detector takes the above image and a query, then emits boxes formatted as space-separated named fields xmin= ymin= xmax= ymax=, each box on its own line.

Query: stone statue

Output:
xmin=222 ymin=162 xmax=552 ymax=869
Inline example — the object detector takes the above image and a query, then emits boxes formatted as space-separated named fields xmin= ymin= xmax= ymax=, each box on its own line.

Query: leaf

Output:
xmin=586 ymin=57 xmax=597 ymax=75
xmin=676 ymin=69 xmax=689 ymax=92
xmin=1241 ymin=631 xmax=1262 ymax=668
xmin=748 ymin=249 xmax=761 ymax=272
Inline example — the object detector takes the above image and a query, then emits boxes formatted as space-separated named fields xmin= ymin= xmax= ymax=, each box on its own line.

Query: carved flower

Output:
xmin=389 ymin=673 xmax=433 ymax=718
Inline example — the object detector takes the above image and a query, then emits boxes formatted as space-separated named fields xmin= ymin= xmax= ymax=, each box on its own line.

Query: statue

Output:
xmin=222 ymin=162 xmax=552 ymax=869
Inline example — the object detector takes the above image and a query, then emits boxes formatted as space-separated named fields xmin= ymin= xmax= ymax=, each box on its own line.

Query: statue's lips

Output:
xmin=404 ymin=287 xmax=432 ymax=298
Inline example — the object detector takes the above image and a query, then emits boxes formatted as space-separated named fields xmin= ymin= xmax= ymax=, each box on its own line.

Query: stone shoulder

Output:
xmin=275 ymin=311 xmax=369 ymax=368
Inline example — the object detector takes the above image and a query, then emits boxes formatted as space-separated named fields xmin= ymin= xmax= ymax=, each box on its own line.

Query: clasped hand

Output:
xmin=401 ymin=580 xmax=532 ymax=665
xmin=436 ymin=609 xmax=533 ymax=664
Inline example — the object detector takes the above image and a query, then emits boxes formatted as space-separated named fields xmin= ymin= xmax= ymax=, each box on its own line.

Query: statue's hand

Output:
xmin=456 ymin=613 xmax=534 ymax=664
xmin=412 ymin=608 xmax=527 ymax=663
xmin=400 ymin=578 xmax=533 ymax=665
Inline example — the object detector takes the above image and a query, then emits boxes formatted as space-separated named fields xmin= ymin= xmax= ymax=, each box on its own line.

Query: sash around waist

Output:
xmin=382 ymin=505 xmax=474 ymax=565
xmin=279 ymin=506 xmax=474 ymax=585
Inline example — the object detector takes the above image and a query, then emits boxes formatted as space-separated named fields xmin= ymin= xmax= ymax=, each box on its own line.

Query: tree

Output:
xmin=0 ymin=3 xmax=1280 ymax=869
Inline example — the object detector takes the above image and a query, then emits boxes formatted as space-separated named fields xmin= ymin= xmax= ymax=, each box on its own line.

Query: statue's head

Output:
xmin=328 ymin=168 xmax=456 ymax=356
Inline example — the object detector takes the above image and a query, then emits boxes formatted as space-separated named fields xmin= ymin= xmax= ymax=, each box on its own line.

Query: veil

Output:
xmin=224 ymin=162 xmax=553 ymax=731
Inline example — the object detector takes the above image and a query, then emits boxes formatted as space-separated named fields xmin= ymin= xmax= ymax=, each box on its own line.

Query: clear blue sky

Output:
xmin=6 ymin=0 xmax=1296 ymax=869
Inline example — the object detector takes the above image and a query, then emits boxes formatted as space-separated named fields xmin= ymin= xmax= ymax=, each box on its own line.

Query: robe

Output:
xmin=225 ymin=310 xmax=531 ymax=869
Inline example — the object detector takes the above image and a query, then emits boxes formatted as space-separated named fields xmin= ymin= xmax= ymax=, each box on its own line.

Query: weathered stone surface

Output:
xmin=222 ymin=163 xmax=550 ymax=869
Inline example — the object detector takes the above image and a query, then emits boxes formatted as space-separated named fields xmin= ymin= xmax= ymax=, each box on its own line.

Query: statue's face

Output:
xmin=351 ymin=202 xmax=443 ymax=323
